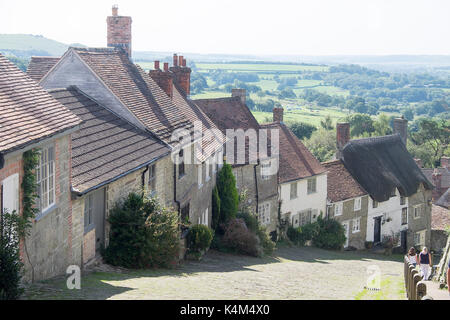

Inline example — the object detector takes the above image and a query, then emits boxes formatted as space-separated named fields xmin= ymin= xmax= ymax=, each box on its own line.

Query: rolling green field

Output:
xmin=196 ymin=63 xmax=329 ymax=72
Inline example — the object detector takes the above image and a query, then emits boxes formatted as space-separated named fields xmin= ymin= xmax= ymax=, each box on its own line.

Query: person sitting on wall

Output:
xmin=418 ymin=247 xmax=432 ymax=281
xmin=407 ymin=247 xmax=418 ymax=268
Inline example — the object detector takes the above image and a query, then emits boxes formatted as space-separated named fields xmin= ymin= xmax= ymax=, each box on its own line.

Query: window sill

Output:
xmin=307 ymin=191 xmax=317 ymax=195
xmin=352 ymin=230 xmax=360 ymax=234
xmin=178 ymin=173 xmax=186 ymax=180
xmin=35 ymin=203 xmax=57 ymax=222
xmin=84 ymin=223 xmax=95 ymax=235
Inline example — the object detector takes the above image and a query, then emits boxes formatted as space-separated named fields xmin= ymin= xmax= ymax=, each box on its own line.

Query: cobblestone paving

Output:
xmin=22 ymin=246 xmax=406 ymax=300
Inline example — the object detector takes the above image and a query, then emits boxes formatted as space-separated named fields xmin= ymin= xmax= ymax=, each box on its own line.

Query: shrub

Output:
xmin=287 ymin=223 xmax=319 ymax=246
xmin=222 ymin=218 xmax=261 ymax=257
xmin=103 ymin=192 xmax=180 ymax=268
xmin=187 ymin=224 xmax=213 ymax=253
xmin=312 ymin=217 xmax=346 ymax=250
xmin=216 ymin=163 xmax=239 ymax=225
xmin=257 ymin=226 xmax=275 ymax=255
xmin=0 ymin=211 xmax=23 ymax=300
xmin=237 ymin=210 xmax=258 ymax=234
xmin=211 ymin=186 xmax=221 ymax=231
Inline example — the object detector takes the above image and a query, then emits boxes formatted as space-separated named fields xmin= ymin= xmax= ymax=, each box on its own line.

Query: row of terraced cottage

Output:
xmin=0 ymin=6 xmax=433 ymax=282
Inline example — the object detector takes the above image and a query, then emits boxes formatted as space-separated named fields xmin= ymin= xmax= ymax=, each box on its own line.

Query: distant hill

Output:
xmin=0 ymin=34 xmax=72 ymax=57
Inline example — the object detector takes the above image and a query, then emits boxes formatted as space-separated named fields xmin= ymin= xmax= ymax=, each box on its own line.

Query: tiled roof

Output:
xmin=431 ymin=204 xmax=450 ymax=230
xmin=260 ymin=122 xmax=326 ymax=184
xmin=322 ymin=159 xmax=367 ymax=203
xmin=195 ymin=96 xmax=263 ymax=166
xmin=0 ymin=54 xmax=81 ymax=154
xmin=436 ymin=188 xmax=449 ymax=209
xmin=422 ymin=167 xmax=450 ymax=188
xmin=72 ymin=47 xmax=193 ymax=144
xmin=49 ymin=86 xmax=170 ymax=194
xmin=172 ymin=85 xmax=224 ymax=162
xmin=26 ymin=56 xmax=60 ymax=82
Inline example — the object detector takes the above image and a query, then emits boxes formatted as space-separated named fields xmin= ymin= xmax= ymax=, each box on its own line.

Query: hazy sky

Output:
xmin=0 ymin=0 xmax=449 ymax=55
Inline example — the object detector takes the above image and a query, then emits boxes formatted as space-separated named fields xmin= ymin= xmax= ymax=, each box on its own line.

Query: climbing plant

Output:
xmin=19 ymin=149 xmax=40 ymax=237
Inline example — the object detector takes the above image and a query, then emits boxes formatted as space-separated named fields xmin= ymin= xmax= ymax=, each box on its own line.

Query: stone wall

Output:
xmin=331 ymin=195 xmax=369 ymax=250
xmin=407 ymin=185 xmax=432 ymax=249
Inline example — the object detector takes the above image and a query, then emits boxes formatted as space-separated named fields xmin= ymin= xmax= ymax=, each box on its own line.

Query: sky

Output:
xmin=0 ymin=0 xmax=449 ymax=56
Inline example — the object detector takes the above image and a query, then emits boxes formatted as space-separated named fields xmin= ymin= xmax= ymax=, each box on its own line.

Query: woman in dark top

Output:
xmin=418 ymin=247 xmax=432 ymax=281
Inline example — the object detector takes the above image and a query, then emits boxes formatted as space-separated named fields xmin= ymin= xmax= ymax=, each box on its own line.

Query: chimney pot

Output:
xmin=154 ymin=61 xmax=160 ymax=70
xmin=393 ymin=117 xmax=408 ymax=146
xmin=336 ymin=122 xmax=350 ymax=159
xmin=231 ymin=88 xmax=246 ymax=105
xmin=112 ymin=4 xmax=118 ymax=16
xmin=163 ymin=62 xmax=169 ymax=72
xmin=182 ymin=58 xmax=187 ymax=67
xmin=273 ymin=107 xmax=284 ymax=123
xmin=178 ymin=55 xmax=184 ymax=67
xmin=173 ymin=54 xmax=178 ymax=67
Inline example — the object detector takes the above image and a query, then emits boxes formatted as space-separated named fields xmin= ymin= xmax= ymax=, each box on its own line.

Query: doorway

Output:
xmin=374 ymin=216 xmax=382 ymax=244
xmin=343 ymin=221 xmax=350 ymax=248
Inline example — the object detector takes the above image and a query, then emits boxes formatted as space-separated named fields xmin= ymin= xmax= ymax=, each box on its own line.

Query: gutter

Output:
xmin=72 ymin=152 xmax=169 ymax=197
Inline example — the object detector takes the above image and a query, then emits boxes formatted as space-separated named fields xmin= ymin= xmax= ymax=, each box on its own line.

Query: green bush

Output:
xmin=187 ymin=224 xmax=213 ymax=253
xmin=222 ymin=218 xmax=261 ymax=257
xmin=257 ymin=226 xmax=275 ymax=255
xmin=216 ymin=163 xmax=239 ymax=226
xmin=104 ymin=192 xmax=180 ymax=268
xmin=312 ymin=217 xmax=346 ymax=250
xmin=0 ymin=211 xmax=23 ymax=300
xmin=237 ymin=210 xmax=258 ymax=234
xmin=287 ymin=226 xmax=305 ymax=246
xmin=211 ymin=186 xmax=221 ymax=230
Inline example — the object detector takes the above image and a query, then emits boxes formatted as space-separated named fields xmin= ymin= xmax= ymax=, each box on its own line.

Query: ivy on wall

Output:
xmin=19 ymin=149 xmax=40 ymax=238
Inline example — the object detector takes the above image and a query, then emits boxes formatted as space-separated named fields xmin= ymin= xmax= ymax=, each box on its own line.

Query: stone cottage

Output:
xmin=0 ymin=53 xmax=82 ymax=281
xmin=31 ymin=6 xmax=223 ymax=237
xmin=49 ymin=86 xmax=172 ymax=265
xmin=195 ymin=89 xmax=279 ymax=236
xmin=322 ymin=160 xmax=369 ymax=249
xmin=337 ymin=119 xmax=434 ymax=251
xmin=261 ymin=108 xmax=327 ymax=231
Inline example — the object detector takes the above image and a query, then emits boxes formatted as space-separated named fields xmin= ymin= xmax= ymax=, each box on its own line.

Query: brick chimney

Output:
xmin=149 ymin=61 xmax=173 ymax=98
xmin=107 ymin=5 xmax=132 ymax=58
xmin=414 ymin=158 xmax=423 ymax=168
xmin=441 ymin=156 xmax=449 ymax=169
xmin=393 ymin=117 xmax=408 ymax=146
xmin=170 ymin=54 xmax=191 ymax=96
xmin=231 ymin=88 xmax=246 ymax=105
xmin=432 ymin=169 xmax=442 ymax=200
xmin=273 ymin=107 xmax=284 ymax=123
xmin=336 ymin=122 xmax=350 ymax=159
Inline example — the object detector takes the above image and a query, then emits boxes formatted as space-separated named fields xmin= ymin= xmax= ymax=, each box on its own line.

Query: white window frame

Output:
xmin=414 ymin=230 xmax=426 ymax=247
xmin=290 ymin=182 xmax=298 ymax=200
xmin=148 ymin=163 xmax=156 ymax=193
xmin=334 ymin=202 xmax=343 ymax=216
xmin=413 ymin=205 xmax=421 ymax=219
xmin=307 ymin=177 xmax=317 ymax=195
xmin=2 ymin=173 xmax=19 ymax=215
xmin=36 ymin=145 xmax=56 ymax=214
xmin=205 ymin=159 xmax=210 ymax=182
xmin=212 ymin=153 xmax=217 ymax=174
xmin=84 ymin=193 xmax=94 ymax=232
xmin=258 ymin=202 xmax=271 ymax=225
xmin=354 ymin=197 xmax=362 ymax=211
xmin=352 ymin=217 xmax=361 ymax=233
xmin=401 ymin=207 xmax=408 ymax=225
xmin=260 ymin=160 xmax=271 ymax=180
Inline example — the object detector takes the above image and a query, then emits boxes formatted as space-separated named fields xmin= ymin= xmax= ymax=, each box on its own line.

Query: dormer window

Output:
xmin=354 ymin=197 xmax=362 ymax=211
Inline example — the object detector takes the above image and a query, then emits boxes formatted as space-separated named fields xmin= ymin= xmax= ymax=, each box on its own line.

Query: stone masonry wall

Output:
xmin=407 ymin=185 xmax=432 ymax=249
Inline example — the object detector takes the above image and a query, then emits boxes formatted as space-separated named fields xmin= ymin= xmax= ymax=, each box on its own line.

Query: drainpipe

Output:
xmin=253 ymin=161 xmax=259 ymax=214
xmin=173 ymin=163 xmax=180 ymax=214
xmin=0 ymin=152 xmax=4 ymax=170
xmin=142 ymin=165 xmax=149 ymax=190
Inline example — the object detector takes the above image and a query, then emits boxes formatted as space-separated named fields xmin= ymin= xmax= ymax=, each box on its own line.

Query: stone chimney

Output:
xmin=441 ymin=156 xmax=449 ymax=169
xmin=336 ymin=122 xmax=350 ymax=159
xmin=231 ymin=88 xmax=246 ymax=105
xmin=149 ymin=61 xmax=173 ymax=98
xmin=107 ymin=5 xmax=132 ymax=58
xmin=170 ymin=54 xmax=191 ymax=96
xmin=393 ymin=117 xmax=408 ymax=146
xmin=414 ymin=158 xmax=423 ymax=168
xmin=273 ymin=107 xmax=284 ymax=123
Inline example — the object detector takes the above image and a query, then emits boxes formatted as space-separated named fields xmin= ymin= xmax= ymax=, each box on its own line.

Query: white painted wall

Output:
xmin=279 ymin=173 xmax=327 ymax=224
xmin=366 ymin=189 xmax=408 ymax=243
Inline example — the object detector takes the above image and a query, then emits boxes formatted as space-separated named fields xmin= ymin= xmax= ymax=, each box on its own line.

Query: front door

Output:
xmin=374 ymin=216 xmax=382 ymax=243
xmin=92 ymin=188 xmax=105 ymax=250
xmin=343 ymin=221 xmax=350 ymax=248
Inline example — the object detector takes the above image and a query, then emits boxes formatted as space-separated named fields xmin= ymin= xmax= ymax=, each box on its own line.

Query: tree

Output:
xmin=211 ymin=186 xmax=221 ymax=230
xmin=304 ymin=128 xmax=337 ymax=162
xmin=216 ymin=163 xmax=239 ymax=226
xmin=347 ymin=113 xmax=375 ymax=137
xmin=409 ymin=118 xmax=450 ymax=166
xmin=373 ymin=113 xmax=393 ymax=136
xmin=287 ymin=121 xmax=317 ymax=140
xmin=320 ymin=115 xmax=333 ymax=130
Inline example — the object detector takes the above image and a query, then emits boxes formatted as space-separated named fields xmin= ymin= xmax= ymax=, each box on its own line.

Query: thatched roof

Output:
xmin=341 ymin=134 xmax=433 ymax=202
